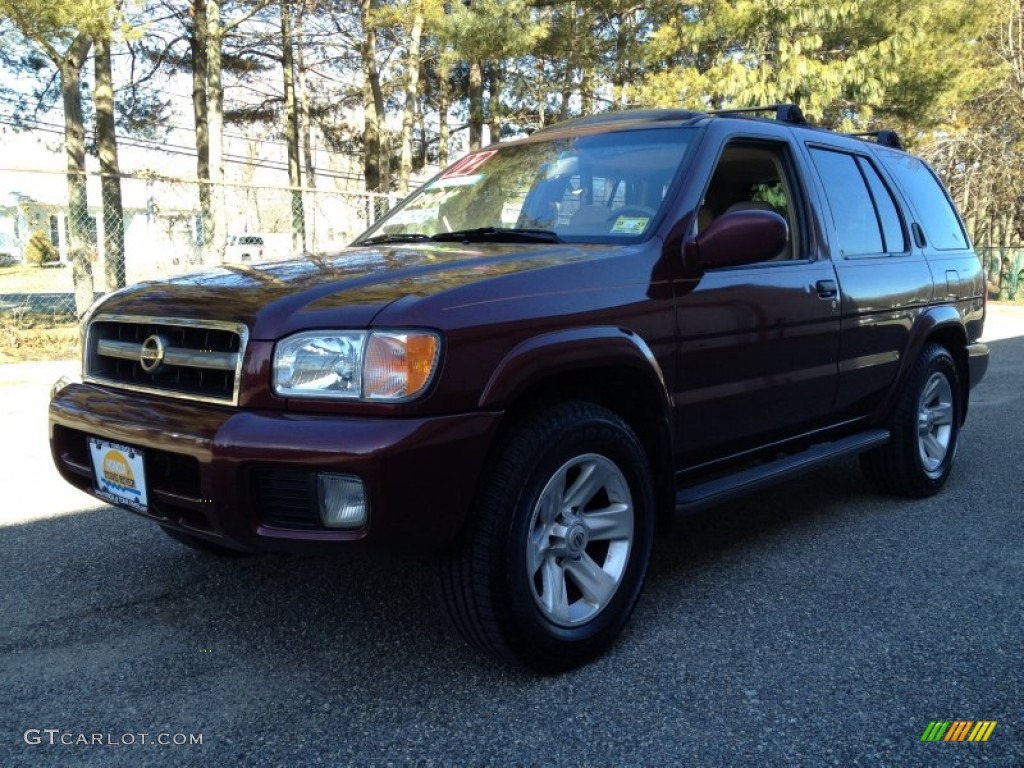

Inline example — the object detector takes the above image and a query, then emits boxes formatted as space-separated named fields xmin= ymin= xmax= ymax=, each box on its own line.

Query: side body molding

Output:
xmin=478 ymin=326 xmax=672 ymax=414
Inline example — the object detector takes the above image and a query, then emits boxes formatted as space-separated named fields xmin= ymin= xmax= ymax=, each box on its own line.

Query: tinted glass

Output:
xmin=858 ymin=158 xmax=906 ymax=252
xmin=702 ymin=142 xmax=801 ymax=260
xmin=809 ymin=148 xmax=883 ymax=256
xmin=360 ymin=128 xmax=695 ymax=243
xmin=876 ymin=149 xmax=968 ymax=250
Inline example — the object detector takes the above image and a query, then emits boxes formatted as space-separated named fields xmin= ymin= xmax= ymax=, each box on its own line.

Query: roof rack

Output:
xmin=709 ymin=104 xmax=808 ymax=125
xmin=847 ymin=130 xmax=904 ymax=150
xmin=536 ymin=109 xmax=704 ymax=134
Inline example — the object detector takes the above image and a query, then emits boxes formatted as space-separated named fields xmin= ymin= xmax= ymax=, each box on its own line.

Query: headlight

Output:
xmin=273 ymin=330 xmax=441 ymax=401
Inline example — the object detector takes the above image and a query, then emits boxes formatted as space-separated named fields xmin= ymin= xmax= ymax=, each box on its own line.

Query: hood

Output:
xmin=91 ymin=241 xmax=622 ymax=338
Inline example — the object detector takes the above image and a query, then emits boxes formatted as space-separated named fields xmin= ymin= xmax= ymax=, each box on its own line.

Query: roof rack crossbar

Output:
xmin=847 ymin=130 xmax=904 ymax=150
xmin=708 ymin=104 xmax=808 ymax=125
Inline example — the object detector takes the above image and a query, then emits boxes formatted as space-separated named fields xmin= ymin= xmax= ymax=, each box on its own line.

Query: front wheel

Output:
xmin=861 ymin=343 xmax=962 ymax=497
xmin=441 ymin=402 xmax=655 ymax=673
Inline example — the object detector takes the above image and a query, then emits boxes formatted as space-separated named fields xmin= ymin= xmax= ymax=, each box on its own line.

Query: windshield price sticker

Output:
xmin=88 ymin=438 xmax=148 ymax=512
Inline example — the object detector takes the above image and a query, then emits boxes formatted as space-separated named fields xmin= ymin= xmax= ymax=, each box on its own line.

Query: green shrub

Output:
xmin=25 ymin=229 xmax=59 ymax=265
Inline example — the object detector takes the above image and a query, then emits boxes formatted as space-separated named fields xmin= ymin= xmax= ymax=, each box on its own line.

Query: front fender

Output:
xmin=478 ymin=326 xmax=671 ymax=414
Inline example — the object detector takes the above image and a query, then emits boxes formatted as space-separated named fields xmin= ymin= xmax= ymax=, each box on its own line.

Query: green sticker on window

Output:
xmin=611 ymin=216 xmax=649 ymax=234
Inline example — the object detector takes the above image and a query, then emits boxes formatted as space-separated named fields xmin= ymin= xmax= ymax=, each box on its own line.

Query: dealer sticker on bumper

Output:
xmin=88 ymin=438 xmax=148 ymax=512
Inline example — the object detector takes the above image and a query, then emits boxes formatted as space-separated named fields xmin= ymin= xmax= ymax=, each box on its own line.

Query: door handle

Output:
xmin=815 ymin=279 xmax=838 ymax=299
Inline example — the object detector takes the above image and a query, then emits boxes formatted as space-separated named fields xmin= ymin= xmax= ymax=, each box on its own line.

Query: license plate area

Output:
xmin=88 ymin=437 xmax=148 ymax=513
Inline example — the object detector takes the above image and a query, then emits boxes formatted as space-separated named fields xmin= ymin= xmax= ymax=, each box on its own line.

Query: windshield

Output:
xmin=358 ymin=127 xmax=696 ymax=244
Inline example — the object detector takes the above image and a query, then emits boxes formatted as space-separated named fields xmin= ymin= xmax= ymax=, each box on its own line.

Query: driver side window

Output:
xmin=699 ymin=142 xmax=802 ymax=261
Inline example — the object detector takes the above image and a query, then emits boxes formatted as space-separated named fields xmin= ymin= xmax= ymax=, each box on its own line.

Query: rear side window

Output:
xmin=875 ymin=149 xmax=968 ymax=250
xmin=859 ymin=160 xmax=906 ymax=252
xmin=809 ymin=148 xmax=883 ymax=256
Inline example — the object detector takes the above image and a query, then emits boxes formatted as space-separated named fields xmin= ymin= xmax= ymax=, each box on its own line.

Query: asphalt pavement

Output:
xmin=1 ymin=306 xmax=1022 ymax=767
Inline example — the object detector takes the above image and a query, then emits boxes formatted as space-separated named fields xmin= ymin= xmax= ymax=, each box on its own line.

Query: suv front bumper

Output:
xmin=49 ymin=383 xmax=500 ymax=555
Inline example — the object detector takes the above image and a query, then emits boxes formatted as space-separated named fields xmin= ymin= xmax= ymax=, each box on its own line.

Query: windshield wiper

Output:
xmin=431 ymin=227 xmax=562 ymax=244
xmin=357 ymin=233 xmax=433 ymax=245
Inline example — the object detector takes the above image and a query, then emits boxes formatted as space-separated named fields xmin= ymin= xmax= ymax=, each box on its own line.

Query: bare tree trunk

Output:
xmin=398 ymin=0 xmax=424 ymax=194
xmin=370 ymin=55 xmax=389 ymax=195
xmin=579 ymin=2 xmax=595 ymax=115
xmin=613 ymin=12 xmax=630 ymax=108
xmin=487 ymin=63 xmax=502 ymax=144
xmin=190 ymin=0 xmax=211 ymax=263
xmin=415 ymin=110 xmax=427 ymax=173
xmin=295 ymin=9 xmax=314 ymax=188
xmin=580 ymin=64 xmax=594 ymax=115
xmin=281 ymin=0 xmax=305 ymax=252
xmin=535 ymin=58 xmax=546 ymax=128
xmin=359 ymin=0 xmax=389 ymax=206
xmin=469 ymin=59 xmax=483 ymax=150
xmin=361 ymin=67 xmax=382 ymax=193
xmin=206 ymin=0 xmax=227 ymax=264
xmin=62 ymin=35 xmax=94 ymax=318
xmin=559 ymin=81 xmax=572 ymax=120
xmin=438 ymin=62 xmax=450 ymax=168
xmin=1007 ymin=5 xmax=1023 ymax=105
xmin=295 ymin=6 xmax=316 ymax=249
xmin=559 ymin=5 xmax=576 ymax=121
xmin=95 ymin=37 xmax=125 ymax=291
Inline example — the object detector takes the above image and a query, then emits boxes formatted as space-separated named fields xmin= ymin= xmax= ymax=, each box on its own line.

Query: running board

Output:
xmin=675 ymin=429 xmax=890 ymax=514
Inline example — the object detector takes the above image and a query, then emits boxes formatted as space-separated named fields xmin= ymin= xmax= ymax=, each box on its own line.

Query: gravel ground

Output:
xmin=0 ymin=305 xmax=1021 ymax=767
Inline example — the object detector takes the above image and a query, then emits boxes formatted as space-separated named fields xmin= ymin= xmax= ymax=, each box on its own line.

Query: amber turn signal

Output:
xmin=363 ymin=332 xmax=440 ymax=401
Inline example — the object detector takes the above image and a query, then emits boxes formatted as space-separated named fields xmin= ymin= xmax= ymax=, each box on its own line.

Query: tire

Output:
xmin=860 ymin=343 xmax=962 ymax=497
xmin=441 ymin=401 xmax=655 ymax=673
xmin=160 ymin=526 xmax=251 ymax=557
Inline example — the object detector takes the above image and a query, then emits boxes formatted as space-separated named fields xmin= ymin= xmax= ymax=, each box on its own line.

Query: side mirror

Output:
xmin=684 ymin=210 xmax=789 ymax=270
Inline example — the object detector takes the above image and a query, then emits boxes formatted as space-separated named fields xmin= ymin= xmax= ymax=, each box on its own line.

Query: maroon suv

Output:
xmin=50 ymin=106 xmax=989 ymax=672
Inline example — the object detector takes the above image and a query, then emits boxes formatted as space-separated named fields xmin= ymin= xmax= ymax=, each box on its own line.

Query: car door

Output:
xmin=803 ymin=144 xmax=934 ymax=419
xmin=673 ymin=137 xmax=842 ymax=466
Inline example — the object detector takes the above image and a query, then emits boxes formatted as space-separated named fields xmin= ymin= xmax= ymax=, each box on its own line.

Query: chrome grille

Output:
xmin=85 ymin=315 xmax=248 ymax=405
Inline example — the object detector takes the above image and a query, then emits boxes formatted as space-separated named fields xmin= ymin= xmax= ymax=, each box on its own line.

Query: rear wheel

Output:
xmin=861 ymin=343 xmax=962 ymax=497
xmin=441 ymin=401 xmax=655 ymax=673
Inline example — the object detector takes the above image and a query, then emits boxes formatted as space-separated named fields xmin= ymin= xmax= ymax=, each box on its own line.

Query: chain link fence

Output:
xmin=2 ymin=169 xmax=1022 ymax=339
xmin=980 ymin=247 xmax=1024 ymax=302
xmin=0 ymin=168 xmax=397 ymax=329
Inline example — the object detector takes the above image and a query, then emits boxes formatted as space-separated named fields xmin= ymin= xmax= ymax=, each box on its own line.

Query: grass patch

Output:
xmin=0 ymin=315 xmax=79 ymax=363
xmin=0 ymin=262 xmax=67 ymax=275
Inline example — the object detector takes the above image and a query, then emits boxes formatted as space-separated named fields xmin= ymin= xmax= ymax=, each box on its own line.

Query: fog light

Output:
xmin=317 ymin=473 xmax=368 ymax=528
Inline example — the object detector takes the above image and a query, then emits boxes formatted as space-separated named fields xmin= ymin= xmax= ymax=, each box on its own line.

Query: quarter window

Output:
xmin=875 ymin=149 xmax=968 ymax=250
